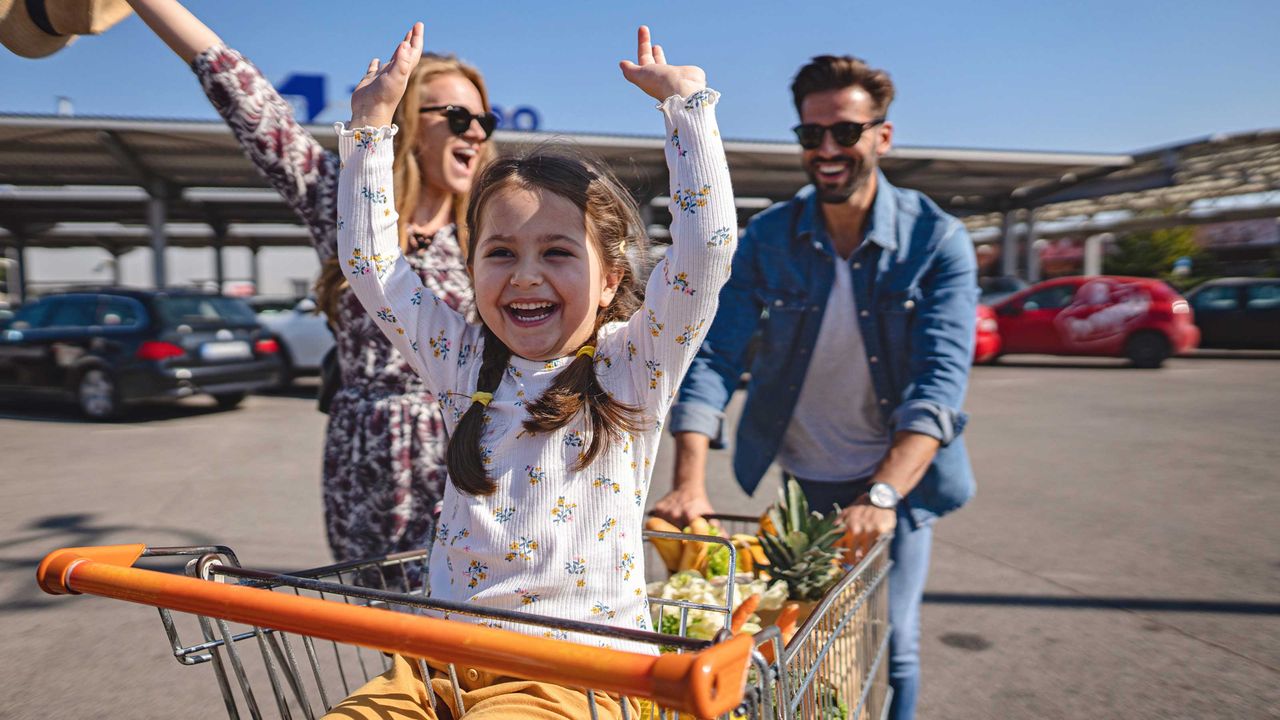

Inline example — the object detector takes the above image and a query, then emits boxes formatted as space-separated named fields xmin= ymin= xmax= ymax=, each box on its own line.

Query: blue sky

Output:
xmin=2 ymin=0 xmax=1278 ymax=153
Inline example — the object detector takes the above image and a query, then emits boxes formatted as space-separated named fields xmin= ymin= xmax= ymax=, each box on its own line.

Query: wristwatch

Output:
xmin=867 ymin=482 xmax=901 ymax=510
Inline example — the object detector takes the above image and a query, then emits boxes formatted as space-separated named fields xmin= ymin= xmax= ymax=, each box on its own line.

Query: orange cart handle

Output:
xmin=37 ymin=544 xmax=750 ymax=718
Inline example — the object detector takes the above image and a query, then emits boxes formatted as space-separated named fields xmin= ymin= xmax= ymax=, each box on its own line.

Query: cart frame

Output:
xmin=38 ymin=516 xmax=891 ymax=719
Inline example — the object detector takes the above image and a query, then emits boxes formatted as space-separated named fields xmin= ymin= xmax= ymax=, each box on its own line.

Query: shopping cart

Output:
xmin=36 ymin=514 xmax=891 ymax=719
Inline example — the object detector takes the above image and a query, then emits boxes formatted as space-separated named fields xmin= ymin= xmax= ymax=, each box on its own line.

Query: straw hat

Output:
xmin=0 ymin=0 xmax=133 ymax=58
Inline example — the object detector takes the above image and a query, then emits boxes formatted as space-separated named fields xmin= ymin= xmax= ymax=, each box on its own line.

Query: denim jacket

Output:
xmin=670 ymin=172 xmax=980 ymax=525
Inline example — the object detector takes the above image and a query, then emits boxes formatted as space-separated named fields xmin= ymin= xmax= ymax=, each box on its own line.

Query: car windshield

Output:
xmin=155 ymin=295 xmax=258 ymax=327
xmin=979 ymin=276 xmax=1028 ymax=303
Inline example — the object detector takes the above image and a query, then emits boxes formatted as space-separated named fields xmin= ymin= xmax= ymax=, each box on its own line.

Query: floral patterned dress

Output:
xmin=193 ymin=45 xmax=475 ymax=565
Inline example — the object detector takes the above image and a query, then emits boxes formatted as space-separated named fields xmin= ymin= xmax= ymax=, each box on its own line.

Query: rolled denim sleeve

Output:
xmin=670 ymin=220 xmax=765 ymax=448
xmin=890 ymin=220 xmax=979 ymax=445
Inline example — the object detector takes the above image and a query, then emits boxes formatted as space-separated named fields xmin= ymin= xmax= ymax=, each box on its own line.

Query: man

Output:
xmin=655 ymin=55 xmax=979 ymax=720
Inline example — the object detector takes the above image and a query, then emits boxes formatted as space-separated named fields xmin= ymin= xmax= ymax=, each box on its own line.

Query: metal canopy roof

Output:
xmin=0 ymin=113 xmax=1142 ymax=250
xmin=2 ymin=114 xmax=1278 ymax=254
xmin=964 ymin=128 xmax=1280 ymax=237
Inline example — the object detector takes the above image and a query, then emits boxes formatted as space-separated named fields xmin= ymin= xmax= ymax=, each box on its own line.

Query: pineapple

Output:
xmin=758 ymin=479 xmax=845 ymax=601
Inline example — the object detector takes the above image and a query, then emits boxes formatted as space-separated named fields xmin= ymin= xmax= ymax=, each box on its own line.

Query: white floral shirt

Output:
xmin=336 ymin=91 xmax=735 ymax=652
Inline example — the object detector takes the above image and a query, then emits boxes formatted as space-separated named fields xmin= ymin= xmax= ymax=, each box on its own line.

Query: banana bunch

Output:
xmin=644 ymin=517 xmax=769 ymax=576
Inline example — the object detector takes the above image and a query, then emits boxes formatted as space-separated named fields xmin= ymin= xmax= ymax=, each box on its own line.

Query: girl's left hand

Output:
xmin=619 ymin=26 xmax=706 ymax=102
xmin=351 ymin=22 xmax=423 ymax=128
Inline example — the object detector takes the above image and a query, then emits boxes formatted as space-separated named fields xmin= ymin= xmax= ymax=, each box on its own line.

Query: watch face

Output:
xmin=869 ymin=483 xmax=898 ymax=509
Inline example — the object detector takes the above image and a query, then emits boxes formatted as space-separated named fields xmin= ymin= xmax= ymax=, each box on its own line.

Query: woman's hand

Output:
xmin=351 ymin=22 xmax=423 ymax=128
xmin=619 ymin=26 xmax=706 ymax=102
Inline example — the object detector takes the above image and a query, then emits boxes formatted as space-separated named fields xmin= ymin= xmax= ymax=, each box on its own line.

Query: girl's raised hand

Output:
xmin=351 ymin=22 xmax=424 ymax=128
xmin=619 ymin=26 xmax=706 ymax=102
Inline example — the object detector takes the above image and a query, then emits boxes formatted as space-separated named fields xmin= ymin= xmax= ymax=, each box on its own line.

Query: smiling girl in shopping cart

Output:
xmin=328 ymin=20 xmax=735 ymax=718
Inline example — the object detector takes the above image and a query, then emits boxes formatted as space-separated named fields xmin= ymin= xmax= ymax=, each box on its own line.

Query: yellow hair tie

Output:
xmin=470 ymin=391 xmax=493 ymax=407
xmin=577 ymin=346 xmax=596 ymax=360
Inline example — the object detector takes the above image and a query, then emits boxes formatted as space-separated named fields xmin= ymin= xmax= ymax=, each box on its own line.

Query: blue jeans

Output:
xmin=796 ymin=478 xmax=934 ymax=720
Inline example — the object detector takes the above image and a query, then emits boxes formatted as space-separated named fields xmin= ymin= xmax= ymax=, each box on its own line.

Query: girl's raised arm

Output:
xmin=337 ymin=24 xmax=478 ymax=392
xmin=614 ymin=27 xmax=737 ymax=418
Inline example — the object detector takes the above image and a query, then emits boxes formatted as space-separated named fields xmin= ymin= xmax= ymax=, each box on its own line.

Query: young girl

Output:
xmin=327 ymin=22 xmax=735 ymax=718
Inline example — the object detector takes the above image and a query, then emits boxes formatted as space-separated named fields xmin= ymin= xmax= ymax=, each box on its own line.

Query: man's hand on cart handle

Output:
xmin=837 ymin=499 xmax=897 ymax=563
xmin=659 ymin=431 xmax=721 ymax=528
xmin=651 ymin=486 xmax=719 ymax=530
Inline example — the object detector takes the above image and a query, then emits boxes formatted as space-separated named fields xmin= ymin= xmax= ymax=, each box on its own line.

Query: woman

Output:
xmin=125 ymin=0 xmax=495 ymax=566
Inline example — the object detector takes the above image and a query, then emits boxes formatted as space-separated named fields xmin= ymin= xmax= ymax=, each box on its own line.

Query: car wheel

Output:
xmin=274 ymin=346 xmax=296 ymax=389
xmin=213 ymin=392 xmax=247 ymax=410
xmin=78 ymin=368 xmax=121 ymax=421
xmin=1126 ymin=331 xmax=1171 ymax=369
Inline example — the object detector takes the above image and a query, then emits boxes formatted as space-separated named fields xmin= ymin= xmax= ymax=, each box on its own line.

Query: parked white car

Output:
xmin=251 ymin=297 xmax=333 ymax=386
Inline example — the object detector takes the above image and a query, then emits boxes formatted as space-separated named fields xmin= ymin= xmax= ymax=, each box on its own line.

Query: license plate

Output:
xmin=201 ymin=340 xmax=252 ymax=361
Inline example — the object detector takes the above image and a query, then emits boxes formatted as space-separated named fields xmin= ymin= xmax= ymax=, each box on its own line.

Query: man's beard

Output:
xmin=806 ymin=156 xmax=875 ymax=204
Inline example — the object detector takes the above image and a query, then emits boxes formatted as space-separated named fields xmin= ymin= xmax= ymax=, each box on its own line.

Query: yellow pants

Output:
xmin=321 ymin=653 xmax=642 ymax=720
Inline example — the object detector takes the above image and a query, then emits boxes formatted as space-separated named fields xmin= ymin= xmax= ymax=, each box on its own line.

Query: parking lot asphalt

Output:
xmin=2 ymin=355 xmax=1278 ymax=719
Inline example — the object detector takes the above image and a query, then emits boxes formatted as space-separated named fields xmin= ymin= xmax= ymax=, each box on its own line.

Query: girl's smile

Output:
xmin=472 ymin=187 xmax=621 ymax=361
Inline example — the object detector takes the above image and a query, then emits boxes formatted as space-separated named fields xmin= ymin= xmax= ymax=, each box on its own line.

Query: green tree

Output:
xmin=1104 ymin=225 xmax=1204 ymax=279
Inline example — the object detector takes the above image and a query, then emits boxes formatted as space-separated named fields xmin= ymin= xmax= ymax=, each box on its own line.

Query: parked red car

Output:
xmin=990 ymin=276 xmax=1199 ymax=367
xmin=974 ymin=305 xmax=1002 ymax=364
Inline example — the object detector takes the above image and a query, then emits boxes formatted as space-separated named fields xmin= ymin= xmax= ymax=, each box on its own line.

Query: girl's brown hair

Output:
xmin=447 ymin=149 xmax=649 ymax=495
xmin=316 ymin=53 xmax=495 ymax=322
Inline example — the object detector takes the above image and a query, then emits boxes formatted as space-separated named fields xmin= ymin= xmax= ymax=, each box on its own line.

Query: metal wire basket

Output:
xmin=37 ymin=518 xmax=890 ymax=719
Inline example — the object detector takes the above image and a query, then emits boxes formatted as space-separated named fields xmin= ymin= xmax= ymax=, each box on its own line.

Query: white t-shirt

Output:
xmin=776 ymin=256 xmax=890 ymax=481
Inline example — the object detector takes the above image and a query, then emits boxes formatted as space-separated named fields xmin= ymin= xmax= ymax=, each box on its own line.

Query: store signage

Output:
xmin=279 ymin=73 xmax=540 ymax=131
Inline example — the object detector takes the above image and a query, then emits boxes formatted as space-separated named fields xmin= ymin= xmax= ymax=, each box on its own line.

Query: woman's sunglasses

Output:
xmin=420 ymin=105 xmax=498 ymax=140
xmin=791 ymin=118 xmax=885 ymax=150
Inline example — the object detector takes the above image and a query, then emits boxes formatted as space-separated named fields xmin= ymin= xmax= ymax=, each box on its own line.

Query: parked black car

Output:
xmin=0 ymin=288 xmax=284 ymax=419
xmin=1185 ymin=277 xmax=1280 ymax=349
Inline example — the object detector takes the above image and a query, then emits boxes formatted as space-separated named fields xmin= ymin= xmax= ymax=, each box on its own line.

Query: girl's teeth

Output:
xmin=507 ymin=302 xmax=555 ymax=323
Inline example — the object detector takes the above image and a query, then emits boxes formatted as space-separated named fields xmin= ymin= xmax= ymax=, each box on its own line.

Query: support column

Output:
xmin=639 ymin=200 xmax=655 ymax=229
xmin=1024 ymin=209 xmax=1041 ymax=282
xmin=248 ymin=245 xmax=261 ymax=295
xmin=99 ymin=131 xmax=171 ymax=290
xmin=211 ymin=222 xmax=228 ymax=294
xmin=109 ymin=247 xmax=123 ymax=286
xmin=13 ymin=236 xmax=28 ymax=305
xmin=1000 ymin=209 xmax=1020 ymax=278
xmin=147 ymin=179 xmax=169 ymax=289
xmin=1083 ymin=234 xmax=1109 ymax=277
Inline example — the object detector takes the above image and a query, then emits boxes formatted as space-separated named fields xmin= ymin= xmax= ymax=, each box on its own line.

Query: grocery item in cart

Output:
xmin=758 ymin=479 xmax=846 ymax=603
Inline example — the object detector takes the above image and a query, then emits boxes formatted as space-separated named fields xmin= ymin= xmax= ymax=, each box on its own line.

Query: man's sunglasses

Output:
xmin=791 ymin=119 xmax=885 ymax=150
xmin=420 ymin=105 xmax=498 ymax=140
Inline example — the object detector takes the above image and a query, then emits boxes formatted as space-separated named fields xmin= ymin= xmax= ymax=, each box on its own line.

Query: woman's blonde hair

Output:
xmin=447 ymin=149 xmax=650 ymax=496
xmin=316 ymin=53 xmax=494 ymax=322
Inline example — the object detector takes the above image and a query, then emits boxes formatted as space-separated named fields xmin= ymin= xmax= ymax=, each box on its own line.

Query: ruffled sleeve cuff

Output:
xmin=334 ymin=123 xmax=398 ymax=161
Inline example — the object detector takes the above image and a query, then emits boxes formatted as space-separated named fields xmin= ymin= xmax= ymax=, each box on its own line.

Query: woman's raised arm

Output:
xmin=124 ymin=0 xmax=220 ymax=64
xmin=124 ymin=0 xmax=340 ymax=262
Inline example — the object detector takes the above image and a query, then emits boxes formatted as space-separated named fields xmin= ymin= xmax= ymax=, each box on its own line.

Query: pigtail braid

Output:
xmin=446 ymin=327 xmax=512 ymax=495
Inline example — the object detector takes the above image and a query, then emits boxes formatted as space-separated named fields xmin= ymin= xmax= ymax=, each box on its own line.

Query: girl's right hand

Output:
xmin=350 ymin=22 xmax=424 ymax=128
xmin=619 ymin=26 xmax=707 ymax=102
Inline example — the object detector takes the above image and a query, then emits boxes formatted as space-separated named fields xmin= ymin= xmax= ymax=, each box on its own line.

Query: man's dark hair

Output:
xmin=791 ymin=55 xmax=896 ymax=116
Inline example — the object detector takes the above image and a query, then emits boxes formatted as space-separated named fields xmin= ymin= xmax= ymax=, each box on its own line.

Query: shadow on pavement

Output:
xmin=924 ymin=591 xmax=1280 ymax=615
xmin=255 ymin=379 xmax=320 ymax=402
xmin=0 ymin=381 xmax=318 ymax=424
xmin=0 ymin=513 xmax=219 ymax=612
xmin=1180 ymin=349 xmax=1280 ymax=361
xmin=977 ymin=358 xmax=1136 ymax=370
xmin=0 ymin=397 xmax=229 ymax=424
